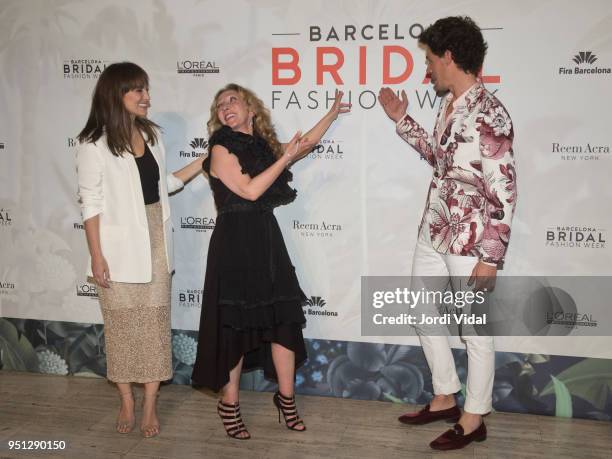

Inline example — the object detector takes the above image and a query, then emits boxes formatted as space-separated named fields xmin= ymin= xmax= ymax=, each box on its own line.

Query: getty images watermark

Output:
xmin=371 ymin=287 xmax=487 ymax=326
xmin=361 ymin=276 xmax=612 ymax=337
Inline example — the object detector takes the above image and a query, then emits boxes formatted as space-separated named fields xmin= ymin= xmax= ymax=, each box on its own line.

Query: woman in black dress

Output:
xmin=192 ymin=84 xmax=349 ymax=439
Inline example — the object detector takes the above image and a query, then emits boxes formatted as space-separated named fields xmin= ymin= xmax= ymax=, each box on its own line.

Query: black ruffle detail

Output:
xmin=203 ymin=126 xmax=297 ymax=211
xmin=219 ymin=299 xmax=306 ymax=332
xmin=216 ymin=265 xmax=307 ymax=310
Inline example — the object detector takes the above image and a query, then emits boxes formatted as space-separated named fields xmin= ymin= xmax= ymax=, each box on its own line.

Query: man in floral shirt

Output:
xmin=379 ymin=16 xmax=516 ymax=450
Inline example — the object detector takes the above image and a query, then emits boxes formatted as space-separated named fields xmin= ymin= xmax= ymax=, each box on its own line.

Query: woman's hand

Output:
xmin=171 ymin=155 xmax=206 ymax=186
xmin=295 ymin=135 xmax=318 ymax=156
xmin=92 ymin=254 xmax=111 ymax=288
xmin=281 ymin=89 xmax=350 ymax=163
xmin=281 ymin=131 xmax=302 ymax=166
xmin=327 ymin=89 xmax=351 ymax=120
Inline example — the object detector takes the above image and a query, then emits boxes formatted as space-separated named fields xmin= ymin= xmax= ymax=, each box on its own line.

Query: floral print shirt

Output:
xmin=396 ymin=83 xmax=516 ymax=265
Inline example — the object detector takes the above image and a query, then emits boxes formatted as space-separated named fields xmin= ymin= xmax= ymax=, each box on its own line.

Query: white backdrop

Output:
xmin=1 ymin=0 xmax=611 ymax=358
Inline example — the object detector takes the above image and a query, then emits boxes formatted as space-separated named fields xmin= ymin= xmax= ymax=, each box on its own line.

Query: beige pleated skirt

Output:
xmin=92 ymin=202 xmax=172 ymax=383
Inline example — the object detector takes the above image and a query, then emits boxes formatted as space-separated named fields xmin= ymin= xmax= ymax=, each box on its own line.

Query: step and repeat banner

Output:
xmin=1 ymin=0 xmax=611 ymax=359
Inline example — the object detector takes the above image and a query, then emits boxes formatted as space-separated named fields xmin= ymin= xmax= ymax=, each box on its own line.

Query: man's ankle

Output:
xmin=430 ymin=395 xmax=456 ymax=410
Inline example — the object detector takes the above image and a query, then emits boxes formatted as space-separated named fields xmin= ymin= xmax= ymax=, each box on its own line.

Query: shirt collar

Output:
xmin=445 ymin=82 xmax=482 ymax=110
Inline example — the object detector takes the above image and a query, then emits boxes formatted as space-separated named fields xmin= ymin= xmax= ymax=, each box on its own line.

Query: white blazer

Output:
xmin=76 ymin=131 xmax=183 ymax=283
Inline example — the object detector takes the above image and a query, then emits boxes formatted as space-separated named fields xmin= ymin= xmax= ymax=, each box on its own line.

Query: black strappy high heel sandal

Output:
xmin=217 ymin=400 xmax=251 ymax=440
xmin=273 ymin=391 xmax=306 ymax=431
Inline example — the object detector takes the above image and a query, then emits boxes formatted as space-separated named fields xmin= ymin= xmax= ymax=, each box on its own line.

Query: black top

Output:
xmin=135 ymin=144 xmax=160 ymax=204
xmin=203 ymin=126 xmax=297 ymax=213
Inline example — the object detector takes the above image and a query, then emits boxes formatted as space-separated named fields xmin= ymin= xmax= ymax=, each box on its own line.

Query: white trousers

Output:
xmin=411 ymin=228 xmax=494 ymax=414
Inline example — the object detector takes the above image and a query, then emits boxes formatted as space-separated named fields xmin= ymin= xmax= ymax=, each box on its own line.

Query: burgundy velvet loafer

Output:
xmin=398 ymin=404 xmax=461 ymax=425
xmin=429 ymin=422 xmax=487 ymax=450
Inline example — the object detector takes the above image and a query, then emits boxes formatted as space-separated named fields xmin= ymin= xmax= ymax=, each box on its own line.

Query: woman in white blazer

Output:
xmin=76 ymin=62 xmax=202 ymax=438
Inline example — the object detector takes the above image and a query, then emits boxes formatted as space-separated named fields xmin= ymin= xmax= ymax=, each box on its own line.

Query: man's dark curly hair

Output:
xmin=418 ymin=16 xmax=487 ymax=76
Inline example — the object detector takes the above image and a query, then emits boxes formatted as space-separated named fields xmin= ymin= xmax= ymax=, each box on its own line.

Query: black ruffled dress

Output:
xmin=192 ymin=126 xmax=307 ymax=391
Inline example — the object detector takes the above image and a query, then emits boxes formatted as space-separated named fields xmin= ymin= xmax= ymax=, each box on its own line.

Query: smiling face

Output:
xmin=422 ymin=44 xmax=451 ymax=94
xmin=122 ymin=86 xmax=150 ymax=118
xmin=215 ymin=89 xmax=253 ymax=134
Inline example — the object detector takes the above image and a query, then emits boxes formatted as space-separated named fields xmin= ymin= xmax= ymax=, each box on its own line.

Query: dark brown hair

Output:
xmin=77 ymin=62 xmax=159 ymax=156
xmin=419 ymin=16 xmax=487 ymax=76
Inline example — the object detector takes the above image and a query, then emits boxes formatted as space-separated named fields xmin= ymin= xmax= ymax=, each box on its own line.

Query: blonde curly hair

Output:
xmin=207 ymin=83 xmax=282 ymax=158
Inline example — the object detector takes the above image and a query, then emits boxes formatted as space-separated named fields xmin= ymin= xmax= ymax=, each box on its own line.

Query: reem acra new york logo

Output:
xmin=292 ymin=220 xmax=343 ymax=238
xmin=0 ymin=281 xmax=15 ymax=294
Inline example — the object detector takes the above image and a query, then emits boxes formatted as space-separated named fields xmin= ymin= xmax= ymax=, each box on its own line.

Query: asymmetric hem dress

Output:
xmin=192 ymin=126 xmax=307 ymax=391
